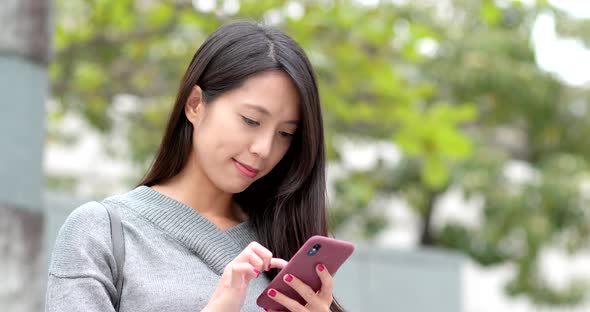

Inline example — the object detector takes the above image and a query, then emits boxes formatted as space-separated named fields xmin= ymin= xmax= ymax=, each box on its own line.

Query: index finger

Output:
xmin=240 ymin=242 xmax=273 ymax=271
xmin=269 ymin=258 xmax=288 ymax=270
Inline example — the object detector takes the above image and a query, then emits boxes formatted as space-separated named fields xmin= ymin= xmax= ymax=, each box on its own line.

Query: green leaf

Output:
xmin=73 ymin=62 xmax=105 ymax=91
xmin=481 ymin=0 xmax=502 ymax=26
xmin=422 ymin=157 xmax=448 ymax=189
xmin=147 ymin=3 xmax=175 ymax=27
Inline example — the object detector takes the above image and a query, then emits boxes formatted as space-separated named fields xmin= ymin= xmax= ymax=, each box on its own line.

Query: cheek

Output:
xmin=195 ymin=112 xmax=238 ymax=151
xmin=196 ymin=130 xmax=234 ymax=161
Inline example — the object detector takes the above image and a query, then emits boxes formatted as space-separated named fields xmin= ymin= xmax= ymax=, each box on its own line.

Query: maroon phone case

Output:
xmin=256 ymin=235 xmax=354 ymax=311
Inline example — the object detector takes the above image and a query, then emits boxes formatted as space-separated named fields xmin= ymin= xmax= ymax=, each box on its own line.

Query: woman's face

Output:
xmin=187 ymin=70 xmax=301 ymax=194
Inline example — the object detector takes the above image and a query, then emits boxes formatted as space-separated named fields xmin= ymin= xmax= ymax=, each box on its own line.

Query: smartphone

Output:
xmin=256 ymin=235 xmax=354 ymax=311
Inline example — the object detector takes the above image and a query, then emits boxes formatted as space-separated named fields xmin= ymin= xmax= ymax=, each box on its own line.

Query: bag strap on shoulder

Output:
xmin=100 ymin=201 xmax=125 ymax=311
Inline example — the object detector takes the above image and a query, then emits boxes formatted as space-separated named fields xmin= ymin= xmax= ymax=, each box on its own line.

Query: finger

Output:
xmin=282 ymin=273 xmax=317 ymax=304
xmin=229 ymin=262 xmax=260 ymax=287
xmin=245 ymin=241 xmax=273 ymax=271
xmin=266 ymin=288 xmax=306 ymax=312
xmin=240 ymin=248 xmax=264 ymax=271
xmin=316 ymin=263 xmax=334 ymax=302
xmin=269 ymin=258 xmax=288 ymax=270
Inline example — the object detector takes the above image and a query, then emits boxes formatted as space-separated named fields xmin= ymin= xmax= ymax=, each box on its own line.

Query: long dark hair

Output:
xmin=139 ymin=22 xmax=345 ymax=311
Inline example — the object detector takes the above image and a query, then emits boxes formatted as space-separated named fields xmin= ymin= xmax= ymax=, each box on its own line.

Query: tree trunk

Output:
xmin=420 ymin=189 xmax=440 ymax=246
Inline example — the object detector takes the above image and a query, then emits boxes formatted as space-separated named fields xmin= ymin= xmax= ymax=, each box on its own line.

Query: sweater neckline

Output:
xmin=117 ymin=185 xmax=258 ymax=274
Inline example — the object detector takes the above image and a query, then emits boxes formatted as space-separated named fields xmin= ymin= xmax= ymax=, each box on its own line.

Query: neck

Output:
xmin=150 ymin=152 xmax=242 ymax=224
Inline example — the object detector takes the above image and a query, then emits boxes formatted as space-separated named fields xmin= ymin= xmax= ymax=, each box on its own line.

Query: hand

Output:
xmin=203 ymin=242 xmax=288 ymax=312
xmin=266 ymin=263 xmax=333 ymax=312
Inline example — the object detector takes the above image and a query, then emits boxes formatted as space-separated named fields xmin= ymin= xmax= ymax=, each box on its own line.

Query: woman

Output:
xmin=46 ymin=22 xmax=345 ymax=312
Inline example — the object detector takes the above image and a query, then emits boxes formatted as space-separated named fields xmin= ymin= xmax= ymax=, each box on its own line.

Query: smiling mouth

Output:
xmin=232 ymin=159 xmax=259 ymax=178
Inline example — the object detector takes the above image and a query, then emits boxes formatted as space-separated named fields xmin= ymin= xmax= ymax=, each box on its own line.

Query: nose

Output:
xmin=249 ymin=131 xmax=274 ymax=159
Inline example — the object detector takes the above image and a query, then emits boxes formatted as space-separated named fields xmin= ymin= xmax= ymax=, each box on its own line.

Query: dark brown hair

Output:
xmin=139 ymin=22 xmax=344 ymax=311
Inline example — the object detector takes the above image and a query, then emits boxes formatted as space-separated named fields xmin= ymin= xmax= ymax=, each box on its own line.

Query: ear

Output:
xmin=185 ymin=85 xmax=205 ymax=126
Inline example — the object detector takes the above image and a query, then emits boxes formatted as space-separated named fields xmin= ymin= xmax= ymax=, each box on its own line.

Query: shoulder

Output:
xmin=66 ymin=201 xmax=110 ymax=226
xmin=57 ymin=201 xmax=111 ymax=242
xmin=57 ymin=200 xmax=110 ymax=234
xmin=49 ymin=201 xmax=113 ymax=277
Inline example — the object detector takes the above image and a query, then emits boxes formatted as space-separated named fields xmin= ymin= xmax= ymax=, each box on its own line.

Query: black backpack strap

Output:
xmin=100 ymin=201 xmax=125 ymax=311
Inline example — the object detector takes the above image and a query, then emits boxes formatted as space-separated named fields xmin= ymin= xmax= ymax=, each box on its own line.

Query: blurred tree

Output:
xmin=49 ymin=0 xmax=590 ymax=307
xmin=330 ymin=0 xmax=590 ymax=306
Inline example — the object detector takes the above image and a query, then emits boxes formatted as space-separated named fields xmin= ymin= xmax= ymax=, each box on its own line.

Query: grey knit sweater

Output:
xmin=46 ymin=186 xmax=270 ymax=312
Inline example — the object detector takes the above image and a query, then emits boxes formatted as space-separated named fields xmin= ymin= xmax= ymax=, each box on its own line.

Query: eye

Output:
xmin=241 ymin=116 xmax=260 ymax=126
xmin=279 ymin=131 xmax=294 ymax=139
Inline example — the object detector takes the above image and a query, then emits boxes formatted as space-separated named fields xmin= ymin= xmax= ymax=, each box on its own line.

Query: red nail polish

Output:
xmin=268 ymin=289 xmax=277 ymax=297
xmin=253 ymin=268 xmax=260 ymax=277
xmin=317 ymin=264 xmax=325 ymax=272
xmin=284 ymin=274 xmax=293 ymax=282
xmin=267 ymin=264 xmax=271 ymax=271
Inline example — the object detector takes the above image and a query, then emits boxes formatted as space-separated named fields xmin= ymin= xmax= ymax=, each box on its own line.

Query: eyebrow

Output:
xmin=243 ymin=103 xmax=300 ymax=125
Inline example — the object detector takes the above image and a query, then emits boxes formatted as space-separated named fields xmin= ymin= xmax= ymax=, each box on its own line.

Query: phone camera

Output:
xmin=307 ymin=244 xmax=322 ymax=256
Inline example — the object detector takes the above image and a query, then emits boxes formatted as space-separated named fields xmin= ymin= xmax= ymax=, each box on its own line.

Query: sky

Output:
xmin=533 ymin=0 xmax=590 ymax=87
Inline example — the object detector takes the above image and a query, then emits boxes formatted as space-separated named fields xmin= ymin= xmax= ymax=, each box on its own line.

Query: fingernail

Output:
xmin=253 ymin=268 xmax=260 ymax=277
xmin=264 ymin=309 xmax=268 ymax=311
xmin=267 ymin=264 xmax=271 ymax=271
xmin=317 ymin=264 xmax=325 ymax=272
xmin=284 ymin=274 xmax=293 ymax=282
xmin=268 ymin=289 xmax=277 ymax=297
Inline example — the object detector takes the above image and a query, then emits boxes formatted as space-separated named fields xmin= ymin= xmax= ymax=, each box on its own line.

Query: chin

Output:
xmin=217 ymin=181 xmax=252 ymax=194
xmin=228 ymin=186 xmax=249 ymax=194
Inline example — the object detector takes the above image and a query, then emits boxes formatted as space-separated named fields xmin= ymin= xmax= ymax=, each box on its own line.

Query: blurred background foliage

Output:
xmin=48 ymin=0 xmax=590 ymax=307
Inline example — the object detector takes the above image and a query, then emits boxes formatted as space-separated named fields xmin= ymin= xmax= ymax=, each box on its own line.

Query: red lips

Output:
xmin=233 ymin=159 xmax=259 ymax=178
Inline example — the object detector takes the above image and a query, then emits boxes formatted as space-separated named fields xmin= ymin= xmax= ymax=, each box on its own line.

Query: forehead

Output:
xmin=226 ymin=70 xmax=301 ymax=120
